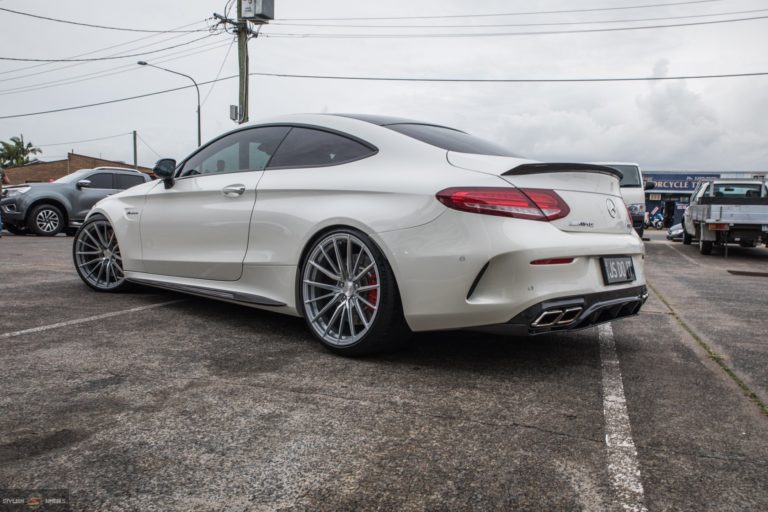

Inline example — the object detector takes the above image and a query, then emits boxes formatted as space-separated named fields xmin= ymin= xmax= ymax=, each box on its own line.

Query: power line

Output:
xmin=0 ymin=40 xmax=233 ymax=96
xmin=261 ymin=14 xmax=768 ymax=38
xmin=277 ymin=0 xmax=724 ymax=21
xmin=202 ymin=38 xmax=236 ymax=106
xmin=0 ymin=7 xmax=210 ymax=33
xmin=0 ymin=34 xmax=217 ymax=62
xmin=37 ymin=132 xmax=132 ymax=147
xmin=3 ymin=69 xmax=768 ymax=120
xmin=271 ymin=8 xmax=768 ymax=29
xmin=0 ymin=20 xmax=212 ymax=81
xmin=136 ymin=134 xmax=162 ymax=158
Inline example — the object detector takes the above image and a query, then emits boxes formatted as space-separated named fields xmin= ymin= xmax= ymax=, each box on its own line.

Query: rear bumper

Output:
xmin=378 ymin=209 xmax=646 ymax=332
xmin=494 ymin=285 xmax=647 ymax=335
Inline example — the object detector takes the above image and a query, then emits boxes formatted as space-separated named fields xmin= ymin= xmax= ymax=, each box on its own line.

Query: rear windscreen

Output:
xmin=710 ymin=184 xmax=765 ymax=198
xmin=606 ymin=165 xmax=641 ymax=187
xmin=385 ymin=123 xmax=520 ymax=157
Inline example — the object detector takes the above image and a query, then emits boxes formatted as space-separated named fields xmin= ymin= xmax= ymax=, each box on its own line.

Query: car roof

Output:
xmin=331 ymin=113 xmax=461 ymax=131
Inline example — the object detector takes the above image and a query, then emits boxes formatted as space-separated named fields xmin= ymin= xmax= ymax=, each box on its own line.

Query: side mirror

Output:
xmin=644 ymin=181 xmax=655 ymax=190
xmin=76 ymin=179 xmax=92 ymax=189
xmin=153 ymin=158 xmax=177 ymax=188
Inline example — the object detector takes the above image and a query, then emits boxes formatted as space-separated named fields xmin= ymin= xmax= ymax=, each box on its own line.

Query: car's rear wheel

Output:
xmin=699 ymin=238 xmax=713 ymax=255
xmin=299 ymin=228 xmax=409 ymax=356
xmin=73 ymin=216 xmax=129 ymax=292
xmin=28 ymin=204 xmax=64 ymax=236
xmin=682 ymin=226 xmax=693 ymax=245
xmin=5 ymin=224 xmax=28 ymax=236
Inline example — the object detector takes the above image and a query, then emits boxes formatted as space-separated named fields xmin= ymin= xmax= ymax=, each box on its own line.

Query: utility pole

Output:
xmin=214 ymin=0 xmax=273 ymax=125
xmin=132 ymin=130 xmax=138 ymax=169
xmin=237 ymin=0 xmax=249 ymax=124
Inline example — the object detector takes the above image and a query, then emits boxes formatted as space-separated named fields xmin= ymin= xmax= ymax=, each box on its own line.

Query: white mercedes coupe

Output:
xmin=73 ymin=114 xmax=647 ymax=355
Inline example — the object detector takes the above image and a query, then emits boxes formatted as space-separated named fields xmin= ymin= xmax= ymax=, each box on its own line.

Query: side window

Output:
xmin=267 ymin=127 xmax=375 ymax=169
xmin=116 ymin=174 xmax=146 ymax=190
xmin=86 ymin=173 xmax=114 ymax=189
xmin=179 ymin=126 xmax=290 ymax=177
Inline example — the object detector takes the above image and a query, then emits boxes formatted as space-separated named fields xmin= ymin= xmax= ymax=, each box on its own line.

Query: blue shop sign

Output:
xmin=644 ymin=173 xmax=720 ymax=193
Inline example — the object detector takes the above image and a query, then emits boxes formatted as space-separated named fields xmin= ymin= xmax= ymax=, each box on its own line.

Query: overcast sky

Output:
xmin=1 ymin=0 xmax=766 ymax=171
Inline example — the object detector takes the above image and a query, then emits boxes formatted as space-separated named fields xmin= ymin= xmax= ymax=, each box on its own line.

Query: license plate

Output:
xmin=600 ymin=256 xmax=636 ymax=285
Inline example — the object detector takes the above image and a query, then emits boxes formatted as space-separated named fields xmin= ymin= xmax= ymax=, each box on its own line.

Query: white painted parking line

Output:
xmin=599 ymin=323 xmax=648 ymax=512
xmin=0 ymin=300 xmax=184 ymax=340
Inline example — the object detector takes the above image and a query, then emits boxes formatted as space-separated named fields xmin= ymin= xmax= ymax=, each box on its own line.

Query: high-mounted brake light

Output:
xmin=436 ymin=187 xmax=570 ymax=221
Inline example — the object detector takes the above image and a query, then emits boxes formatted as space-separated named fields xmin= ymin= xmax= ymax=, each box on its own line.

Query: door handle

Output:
xmin=222 ymin=184 xmax=246 ymax=197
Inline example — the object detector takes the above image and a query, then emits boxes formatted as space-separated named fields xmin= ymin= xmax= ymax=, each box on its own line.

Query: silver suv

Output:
xmin=0 ymin=167 xmax=151 ymax=236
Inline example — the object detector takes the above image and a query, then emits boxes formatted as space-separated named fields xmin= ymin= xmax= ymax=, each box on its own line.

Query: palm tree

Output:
xmin=0 ymin=135 xmax=42 ymax=167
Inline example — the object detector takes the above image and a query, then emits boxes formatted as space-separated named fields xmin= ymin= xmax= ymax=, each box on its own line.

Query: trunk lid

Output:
xmin=447 ymin=152 xmax=632 ymax=235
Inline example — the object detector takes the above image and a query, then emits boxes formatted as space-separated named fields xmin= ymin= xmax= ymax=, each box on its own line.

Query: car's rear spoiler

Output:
xmin=502 ymin=163 xmax=623 ymax=179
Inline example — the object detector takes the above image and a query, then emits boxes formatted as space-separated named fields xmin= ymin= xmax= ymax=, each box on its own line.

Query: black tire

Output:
xmin=28 ymin=203 xmax=64 ymax=236
xmin=299 ymin=227 xmax=410 ymax=356
xmin=5 ymin=224 xmax=28 ymax=236
xmin=682 ymin=227 xmax=693 ymax=245
xmin=699 ymin=238 xmax=713 ymax=255
xmin=73 ymin=215 xmax=131 ymax=292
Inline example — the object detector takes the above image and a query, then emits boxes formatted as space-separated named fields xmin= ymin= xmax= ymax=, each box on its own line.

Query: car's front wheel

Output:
xmin=299 ymin=228 xmax=409 ymax=356
xmin=73 ymin=215 xmax=129 ymax=292
xmin=28 ymin=203 xmax=64 ymax=236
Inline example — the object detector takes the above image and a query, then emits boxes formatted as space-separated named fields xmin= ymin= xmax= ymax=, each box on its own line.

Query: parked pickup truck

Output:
xmin=1 ymin=167 xmax=151 ymax=236
xmin=682 ymin=178 xmax=768 ymax=255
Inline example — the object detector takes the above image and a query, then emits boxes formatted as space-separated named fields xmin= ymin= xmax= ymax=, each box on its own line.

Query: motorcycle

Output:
xmin=650 ymin=212 xmax=664 ymax=230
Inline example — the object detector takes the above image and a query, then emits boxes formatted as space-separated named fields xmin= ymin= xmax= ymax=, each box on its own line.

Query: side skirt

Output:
xmin=127 ymin=277 xmax=286 ymax=307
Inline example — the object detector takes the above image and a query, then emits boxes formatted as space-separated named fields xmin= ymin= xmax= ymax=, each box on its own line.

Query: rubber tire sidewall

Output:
xmin=298 ymin=228 xmax=409 ymax=356
xmin=28 ymin=204 xmax=64 ymax=236
xmin=72 ymin=215 xmax=132 ymax=293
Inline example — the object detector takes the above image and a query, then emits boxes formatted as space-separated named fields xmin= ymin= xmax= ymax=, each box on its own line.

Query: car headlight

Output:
xmin=4 ymin=186 xmax=30 ymax=197
xmin=627 ymin=203 xmax=645 ymax=214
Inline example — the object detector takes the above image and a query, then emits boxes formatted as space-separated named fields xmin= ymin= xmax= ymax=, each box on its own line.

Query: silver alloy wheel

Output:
xmin=36 ymin=208 xmax=60 ymax=233
xmin=302 ymin=233 xmax=381 ymax=346
xmin=74 ymin=219 xmax=125 ymax=290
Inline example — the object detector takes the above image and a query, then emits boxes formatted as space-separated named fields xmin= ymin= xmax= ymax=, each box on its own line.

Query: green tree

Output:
xmin=0 ymin=134 xmax=42 ymax=167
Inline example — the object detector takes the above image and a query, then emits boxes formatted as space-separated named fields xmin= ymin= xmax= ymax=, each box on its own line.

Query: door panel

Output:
xmin=140 ymin=172 xmax=261 ymax=281
xmin=72 ymin=172 xmax=118 ymax=220
xmin=138 ymin=126 xmax=290 ymax=281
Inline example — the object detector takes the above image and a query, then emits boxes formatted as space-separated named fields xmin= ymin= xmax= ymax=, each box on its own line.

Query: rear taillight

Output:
xmin=436 ymin=187 xmax=570 ymax=221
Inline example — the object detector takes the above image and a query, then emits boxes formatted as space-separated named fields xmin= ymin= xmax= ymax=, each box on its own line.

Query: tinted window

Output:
xmin=607 ymin=165 xmax=642 ymax=187
xmin=710 ymin=183 xmax=765 ymax=198
xmin=180 ymin=126 xmax=290 ymax=177
xmin=267 ymin=128 xmax=375 ymax=168
xmin=87 ymin=173 xmax=113 ymax=189
xmin=385 ymin=123 xmax=519 ymax=157
xmin=116 ymin=174 xmax=146 ymax=190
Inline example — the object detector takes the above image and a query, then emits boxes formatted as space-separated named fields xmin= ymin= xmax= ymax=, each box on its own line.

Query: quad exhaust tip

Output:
xmin=531 ymin=307 xmax=583 ymax=327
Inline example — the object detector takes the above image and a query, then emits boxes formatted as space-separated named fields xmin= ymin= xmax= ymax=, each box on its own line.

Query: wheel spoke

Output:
xmin=354 ymin=300 xmax=370 ymax=329
xmin=337 ymin=303 xmax=347 ymax=341
xmin=353 ymin=262 xmax=375 ymax=282
xmin=309 ymin=260 xmax=341 ymax=281
xmin=76 ymin=250 xmax=100 ymax=255
xmin=346 ymin=235 xmax=352 ymax=277
xmin=83 ymin=229 xmax=102 ymax=250
xmin=303 ymin=280 xmax=341 ymax=292
xmin=347 ymin=302 xmax=356 ymax=338
xmin=310 ymin=293 xmax=342 ymax=323
xmin=78 ymin=257 xmax=102 ymax=268
xmin=351 ymin=247 xmax=363 ymax=279
xmin=357 ymin=284 xmax=380 ymax=293
xmin=356 ymin=294 xmax=376 ymax=310
xmin=304 ymin=291 xmax=337 ymax=305
xmin=332 ymin=238 xmax=344 ymax=279
xmin=319 ymin=245 xmax=340 ymax=276
xmin=322 ymin=302 xmax=345 ymax=337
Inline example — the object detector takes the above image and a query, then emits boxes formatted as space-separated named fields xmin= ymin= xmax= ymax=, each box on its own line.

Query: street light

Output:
xmin=137 ymin=61 xmax=201 ymax=147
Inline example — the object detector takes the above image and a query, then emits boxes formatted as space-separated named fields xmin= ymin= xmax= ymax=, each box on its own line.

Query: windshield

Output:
xmin=606 ymin=165 xmax=642 ymax=187
xmin=54 ymin=169 xmax=93 ymax=184
xmin=710 ymin=183 xmax=765 ymax=198
xmin=385 ymin=123 xmax=520 ymax=157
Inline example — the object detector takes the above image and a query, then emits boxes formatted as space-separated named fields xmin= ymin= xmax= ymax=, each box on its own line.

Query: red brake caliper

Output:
xmin=366 ymin=272 xmax=378 ymax=312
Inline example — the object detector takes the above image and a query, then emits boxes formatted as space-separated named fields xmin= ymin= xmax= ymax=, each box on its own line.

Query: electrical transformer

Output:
xmin=240 ymin=0 xmax=274 ymax=21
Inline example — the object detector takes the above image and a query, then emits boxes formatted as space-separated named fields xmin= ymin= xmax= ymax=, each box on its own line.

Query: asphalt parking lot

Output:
xmin=1 ymin=231 xmax=767 ymax=511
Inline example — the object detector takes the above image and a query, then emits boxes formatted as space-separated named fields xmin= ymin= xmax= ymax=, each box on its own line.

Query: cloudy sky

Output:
xmin=1 ymin=0 xmax=766 ymax=171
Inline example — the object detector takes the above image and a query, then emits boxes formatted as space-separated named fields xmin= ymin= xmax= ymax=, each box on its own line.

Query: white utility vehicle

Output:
xmin=592 ymin=162 xmax=654 ymax=237
xmin=683 ymin=178 xmax=768 ymax=255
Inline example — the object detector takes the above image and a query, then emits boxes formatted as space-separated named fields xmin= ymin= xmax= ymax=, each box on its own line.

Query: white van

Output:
xmin=592 ymin=162 xmax=654 ymax=237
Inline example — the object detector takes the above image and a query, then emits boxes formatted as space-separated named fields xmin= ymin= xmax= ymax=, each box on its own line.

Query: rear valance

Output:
xmin=503 ymin=163 xmax=623 ymax=180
